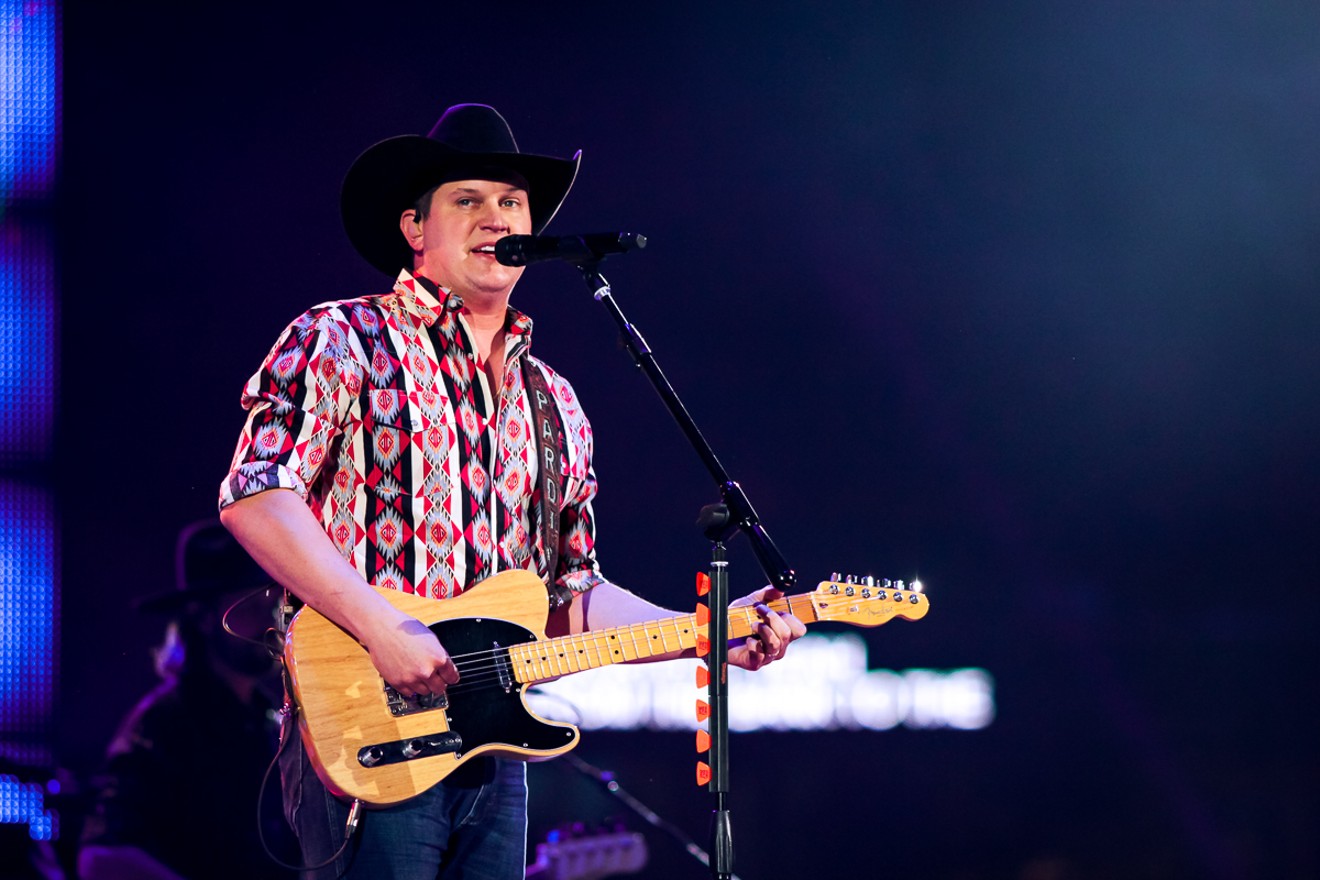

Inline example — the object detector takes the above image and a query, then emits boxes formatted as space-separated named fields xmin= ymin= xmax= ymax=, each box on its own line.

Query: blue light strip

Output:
xmin=0 ymin=479 xmax=57 ymax=757
xmin=0 ymin=0 xmax=60 ymax=205
xmin=0 ymin=0 xmax=59 ymax=848
xmin=0 ymin=221 xmax=56 ymax=462
xmin=0 ymin=773 xmax=56 ymax=841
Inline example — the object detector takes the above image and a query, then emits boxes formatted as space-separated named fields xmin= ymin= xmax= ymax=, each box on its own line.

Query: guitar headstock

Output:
xmin=811 ymin=575 xmax=929 ymax=627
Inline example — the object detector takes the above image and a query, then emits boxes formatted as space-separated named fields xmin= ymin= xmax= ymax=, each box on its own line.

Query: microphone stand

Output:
xmin=575 ymin=261 xmax=797 ymax=880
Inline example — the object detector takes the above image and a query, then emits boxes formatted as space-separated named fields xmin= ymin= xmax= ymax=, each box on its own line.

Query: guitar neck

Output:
xmin=510 ymin=595 xmax=820 ymax=685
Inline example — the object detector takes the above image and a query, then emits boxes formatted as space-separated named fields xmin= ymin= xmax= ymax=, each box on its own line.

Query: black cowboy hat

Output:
xmin=341 ymin=103 xmax=582 ymax=275
xmin=133 ymin=520 xmax=273 ymax=614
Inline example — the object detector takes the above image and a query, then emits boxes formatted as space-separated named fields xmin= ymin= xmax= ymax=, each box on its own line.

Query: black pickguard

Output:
xmin=428 ymin=616 xmax=576 ymax=756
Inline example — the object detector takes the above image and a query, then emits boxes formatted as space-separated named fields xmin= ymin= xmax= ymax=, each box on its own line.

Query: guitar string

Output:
xmin=369 ymin=587 xmax=875 ymax=691
xmin=432 ymin=597 xmax=796 ymax=671
xmin=358 ymin=591 xmax=915 ymax=705
xmin=382 ymin=591 xmax=915 ymax=701
xmin=408 ymin=589 xmax=884 ymax=684
xmin=390 ymin=597 xmax=819 ymax=697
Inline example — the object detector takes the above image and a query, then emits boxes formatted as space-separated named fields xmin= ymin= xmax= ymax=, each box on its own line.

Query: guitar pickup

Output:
xmin=384 ymin=684 xmax=449 ymax=717
xmin=358 ymin=732 xmax=463 ymax=768
xmin=494 ymin=641 xmax=513 ymax=693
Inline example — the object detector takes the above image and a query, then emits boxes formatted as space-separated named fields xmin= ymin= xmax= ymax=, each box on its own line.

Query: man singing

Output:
xmin=220 ymin=103 xmax=804 ymax=878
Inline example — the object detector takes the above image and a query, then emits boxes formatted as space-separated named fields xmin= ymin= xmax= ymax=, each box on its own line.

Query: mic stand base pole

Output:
xmin=561 ymin=752 xmax=742 ymax=880
xmin=701 ymin=510 xmax=733 ymax=880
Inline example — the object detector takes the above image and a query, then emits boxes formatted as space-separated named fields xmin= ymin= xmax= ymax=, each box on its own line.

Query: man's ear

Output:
xmin=400 ymin=209 xmax=424 ymax=252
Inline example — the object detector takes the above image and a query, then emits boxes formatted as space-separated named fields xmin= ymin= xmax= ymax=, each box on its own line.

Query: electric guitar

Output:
xmin=284 ymin=570 xmax=929 ymax=805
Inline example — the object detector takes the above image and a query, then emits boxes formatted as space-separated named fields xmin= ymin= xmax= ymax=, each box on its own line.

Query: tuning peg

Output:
xmin=863 ymin=575 xmax=875 ymax=587
xmin=911 ymin=578 xmax=925 ymax=594
xmin=881 ymin=578 xmax=892 ymax=588
xmin=830 ymin=571 xmax=842 ymax=582
xmin=895 ymin=579 xmax=905 ymax=590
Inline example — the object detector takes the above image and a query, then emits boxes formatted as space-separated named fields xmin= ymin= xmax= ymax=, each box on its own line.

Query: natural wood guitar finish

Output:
xmin=285 ymin=569 xmax=928 ymax=805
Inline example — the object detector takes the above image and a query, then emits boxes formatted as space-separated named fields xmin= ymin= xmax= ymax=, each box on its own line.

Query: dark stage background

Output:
xmin=62 ymin=3 xmax=1318 ymax=878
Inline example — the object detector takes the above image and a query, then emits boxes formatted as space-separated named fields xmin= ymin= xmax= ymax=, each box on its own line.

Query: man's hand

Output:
xmin=361 ymin=610 xmax=460 ymax=698
xmin=727 ymin=585 xmax=807 ymax=671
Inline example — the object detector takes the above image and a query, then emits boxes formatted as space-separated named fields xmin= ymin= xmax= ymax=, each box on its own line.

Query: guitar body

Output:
xmin=284 ymin=570 xmax=579 ymax=806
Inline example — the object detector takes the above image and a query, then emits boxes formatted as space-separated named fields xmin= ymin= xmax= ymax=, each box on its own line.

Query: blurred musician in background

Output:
xmin=78 ymin=520 xmax=296 ymax=880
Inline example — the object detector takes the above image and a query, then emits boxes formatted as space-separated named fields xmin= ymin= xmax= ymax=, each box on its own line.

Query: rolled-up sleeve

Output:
xmin=546 ymin=369 xmax=607 ymax=597
xmin=219 ymin=310 xmax=357 ymax=510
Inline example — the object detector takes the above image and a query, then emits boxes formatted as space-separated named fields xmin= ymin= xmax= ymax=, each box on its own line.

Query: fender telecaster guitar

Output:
xmin=284 ymin=570 xmax=929 ymax=805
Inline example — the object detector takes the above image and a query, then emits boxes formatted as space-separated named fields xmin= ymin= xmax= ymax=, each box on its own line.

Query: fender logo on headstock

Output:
xmin=812 ymin=577 xmax=929 ymax=626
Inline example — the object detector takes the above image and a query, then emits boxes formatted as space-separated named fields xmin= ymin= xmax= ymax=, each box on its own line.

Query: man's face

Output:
xmin=409 ymin=177 xmax=532 ymax=300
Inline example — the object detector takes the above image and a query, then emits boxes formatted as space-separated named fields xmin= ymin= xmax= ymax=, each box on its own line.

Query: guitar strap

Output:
xmin=521 ymin=356 xmax=575 ymax=611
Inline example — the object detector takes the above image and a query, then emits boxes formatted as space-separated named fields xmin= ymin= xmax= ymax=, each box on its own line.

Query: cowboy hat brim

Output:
xmin=341 ymin=136 xmax=581 ymax=276
xmin=133 ymin=520 xmax=275 ymax=614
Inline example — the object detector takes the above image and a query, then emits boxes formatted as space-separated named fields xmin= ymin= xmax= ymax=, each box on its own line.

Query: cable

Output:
xmin=220 ymin=583 xmax=285 ymax=655
xmin=252 ymin=671 xmax=364 ymax=872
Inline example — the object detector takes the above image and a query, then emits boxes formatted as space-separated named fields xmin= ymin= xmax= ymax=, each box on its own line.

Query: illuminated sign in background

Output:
xmin=0 ymin=0 xmax=61 ymax=843
xmin=531 ymin=634 xmax=994 ymax=733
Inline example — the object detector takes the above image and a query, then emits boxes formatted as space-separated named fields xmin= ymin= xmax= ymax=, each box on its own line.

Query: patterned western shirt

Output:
xmin=219 ymin=270 xmax=606 ymax=600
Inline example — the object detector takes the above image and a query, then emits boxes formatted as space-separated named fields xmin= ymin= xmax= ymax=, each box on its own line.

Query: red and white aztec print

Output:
xmin=221 ymin=270 xmax=606 ymax=601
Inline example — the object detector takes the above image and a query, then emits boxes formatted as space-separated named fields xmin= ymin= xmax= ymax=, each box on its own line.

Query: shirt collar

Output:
xmin=392 ymin=269 xmax=536 ymax=349
xmin=393 ymin=269 xmax=446 ymax=326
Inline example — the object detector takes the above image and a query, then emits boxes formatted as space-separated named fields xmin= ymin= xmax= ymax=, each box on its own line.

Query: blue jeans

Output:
xmin=280 ymin=722 xmax=528 ymax=879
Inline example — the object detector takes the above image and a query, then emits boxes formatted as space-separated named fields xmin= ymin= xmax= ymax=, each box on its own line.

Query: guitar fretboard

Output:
xmin=509 ymin=594 xmax=822 ymax=684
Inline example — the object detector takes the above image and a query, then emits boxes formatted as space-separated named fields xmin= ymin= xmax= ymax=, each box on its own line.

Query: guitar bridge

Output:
xmin=384 ymin=684 xmax=449 ymax=717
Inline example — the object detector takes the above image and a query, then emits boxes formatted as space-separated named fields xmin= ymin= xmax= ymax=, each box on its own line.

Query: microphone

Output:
xmin=494 ymin=232 xmax=647 ymax=267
